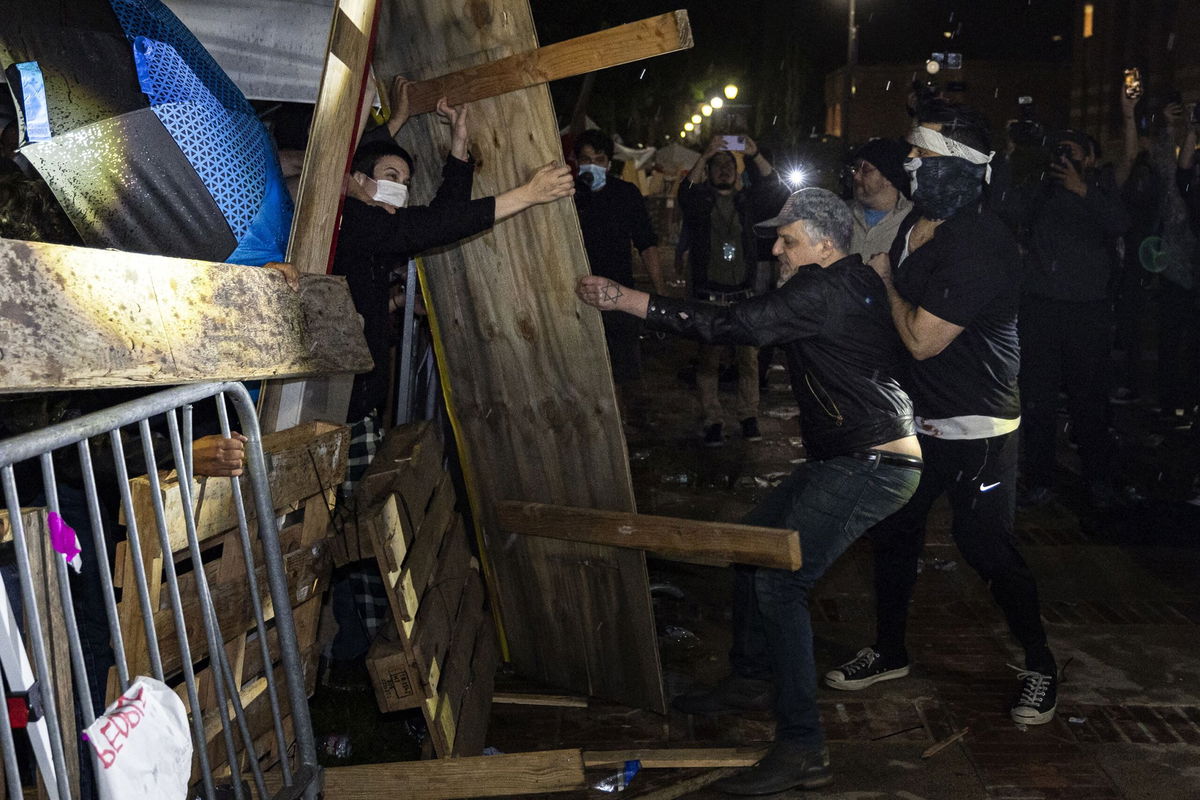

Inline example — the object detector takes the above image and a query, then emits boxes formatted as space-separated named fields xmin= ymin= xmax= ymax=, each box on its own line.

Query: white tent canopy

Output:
xmin=164 ymin=0 xmax=332 ymax=103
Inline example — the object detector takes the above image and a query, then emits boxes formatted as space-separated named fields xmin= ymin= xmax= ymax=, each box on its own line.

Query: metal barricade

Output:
xmin=0 ymin=382 xmax=320 ymax=799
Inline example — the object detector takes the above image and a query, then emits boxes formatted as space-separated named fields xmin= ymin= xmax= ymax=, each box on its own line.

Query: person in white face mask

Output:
xmin=571 ymin=128 xmax=665 ymax=414
xmin=332 ymin=91 xmax=576 ymax=430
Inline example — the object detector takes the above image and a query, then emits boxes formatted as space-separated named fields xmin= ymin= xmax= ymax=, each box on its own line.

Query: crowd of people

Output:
xmin=4 ymin=60 xmax=1200 ymax=796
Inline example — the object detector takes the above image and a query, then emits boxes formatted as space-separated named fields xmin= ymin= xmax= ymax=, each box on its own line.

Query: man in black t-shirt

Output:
xmin=572 ymin=129 xmax=664 ymax=395
xmin=824 ymin=101 xmax=1060 ymax=728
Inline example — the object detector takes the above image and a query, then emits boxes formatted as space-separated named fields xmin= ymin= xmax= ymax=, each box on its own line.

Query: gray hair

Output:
xmin=786 ymin=188 xmax=852 ymax=254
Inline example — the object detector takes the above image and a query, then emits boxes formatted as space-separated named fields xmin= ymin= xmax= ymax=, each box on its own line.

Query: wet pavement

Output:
xmin=485 ymin=331 xmax=1200 ymax=799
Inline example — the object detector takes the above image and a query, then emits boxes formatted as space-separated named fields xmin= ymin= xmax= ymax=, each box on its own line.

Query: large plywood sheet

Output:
xmin=374 ymin=1 xmax=663 ymax=711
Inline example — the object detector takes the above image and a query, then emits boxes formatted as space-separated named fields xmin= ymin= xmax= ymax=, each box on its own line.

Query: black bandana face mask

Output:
xmin=904 ymin=156 xmax=987 ymax=220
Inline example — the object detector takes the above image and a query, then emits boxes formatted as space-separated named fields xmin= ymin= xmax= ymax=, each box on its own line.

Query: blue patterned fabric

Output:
xmin=111 ymin=0 xmax=291 ymax=264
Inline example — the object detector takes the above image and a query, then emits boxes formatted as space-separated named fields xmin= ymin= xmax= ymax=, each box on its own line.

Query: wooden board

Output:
xmin=258 ymin=0 xmax=380 ymax=433
xmin=376 ymin=0 xmax=664 ymax=714
xmin=315 ymin=749 xmax=586 ymax=798
xmin=119 ymin=421 xmax=350 ymax=554
xmin=583 ymin=747 xmax=768 ymax=769
xmin=21 ymin=511 xmax=79 ymax=794
xmin=497 ymin=502 xmax=802 ymax=569
xmin=404 ymin=11 xmax=693 ymax=114
xmin=0 ymin=238 xmax=370 ymax=393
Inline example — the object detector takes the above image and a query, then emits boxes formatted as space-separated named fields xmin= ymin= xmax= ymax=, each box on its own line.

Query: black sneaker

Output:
xmin=740 ymin=417 xmax=762 ymax=441
xmin=704 ymin=422 xmax=725 ymax=447
xmin=824 ymin=647 xmax=910 ymax=691
xmin=1010 ymin=669 xmax=1057 ymax=725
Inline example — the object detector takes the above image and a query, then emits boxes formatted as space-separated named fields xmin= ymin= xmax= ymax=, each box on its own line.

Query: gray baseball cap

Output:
xmin=753 ymin=187 xmax=851 ymax=239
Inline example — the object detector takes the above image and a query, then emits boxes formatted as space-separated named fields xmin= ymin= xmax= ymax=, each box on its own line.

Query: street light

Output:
xmin=690 ymin=114 xmax=702 ymax=124
xmin=679 ymin=131 xmax=686 ymax=138
xmin=724 ymin=84 xmax=739 ymax=100
xmin=701 ymin=104 xmax=713 ymax=116
xmin=710 ymin=96 xmax=724 ymax=109
xmin=684 ymin=121 xmax=695 ymax=132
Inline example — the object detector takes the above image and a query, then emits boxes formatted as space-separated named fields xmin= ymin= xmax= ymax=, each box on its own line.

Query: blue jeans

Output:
xmin=730 ymin=455 xmax=921 ymax=748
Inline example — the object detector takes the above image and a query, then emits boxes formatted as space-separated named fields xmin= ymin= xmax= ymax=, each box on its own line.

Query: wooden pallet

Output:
xmin=111 ymin=421 xmax=348 ymax=777
xmin=360 ymin=422 xmax=499 ymax=757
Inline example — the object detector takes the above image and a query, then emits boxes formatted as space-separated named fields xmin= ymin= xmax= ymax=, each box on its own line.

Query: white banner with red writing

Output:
xmin=84 ymin=677 xmax=193 ymax=798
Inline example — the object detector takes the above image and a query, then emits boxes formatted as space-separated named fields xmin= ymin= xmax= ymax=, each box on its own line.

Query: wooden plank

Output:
xmin=449 ymin=604 xmax=500 ymax=757
xmin=124 ymin=421 xmax=350 ymax=553
xmin=400 ymin=473 xmax=456 ymax=598
xmin=353 ymin=420 xmax=437 ymax=505
xmin=583 ymin=747 xmax=768 ymax=769
xmin=315 ymin=749 xmax=586 ymax=799
xmin=492 ymin=692 xmax=588 ymax=708
xmin=370 ymin=495 xmax=417 ymax=622
xmin=497 ymin=502 xmax=802 ymax=570
xmin=0 ymin=238 xmax=370 ymax=393
xmin=427 ymin=570 xmax=485 ymax=754
xmin=409 ymin=521 xmax=472 ymax=684
xmin=21 ymin=511 xmax=79 ymax=794
xmin=377 ymin=0 xmax=664 ymax=714
xmin=286 ymin=0 xmax=379 ymax=277
xmin=629 ymin=768 xmax=741 ymax=800
xmin=257 ymin=0 xmax=380 ymax=435
xmin=405 ymin=11 xmax=693 ymax=115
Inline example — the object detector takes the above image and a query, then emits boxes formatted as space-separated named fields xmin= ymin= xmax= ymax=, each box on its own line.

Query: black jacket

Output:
xmin=678 ymin=172 xmax=788 ymax=293
xmin=644 ymin=254 xmax=915 ymax=459
xmin=333 ymin=154 xmax=495 ymax=421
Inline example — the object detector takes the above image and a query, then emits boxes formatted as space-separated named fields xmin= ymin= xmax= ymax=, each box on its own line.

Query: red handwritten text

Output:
xmin=89 ymin=686 xmax=148 ymax=769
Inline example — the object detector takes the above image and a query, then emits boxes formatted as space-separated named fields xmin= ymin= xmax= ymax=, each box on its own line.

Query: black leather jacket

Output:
xmin=645 ymin=254 xmax=915 ymax=459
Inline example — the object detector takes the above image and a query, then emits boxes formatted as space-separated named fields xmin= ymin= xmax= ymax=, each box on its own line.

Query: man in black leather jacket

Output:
xmin=576 ymin=188 xmax=922 ymax=795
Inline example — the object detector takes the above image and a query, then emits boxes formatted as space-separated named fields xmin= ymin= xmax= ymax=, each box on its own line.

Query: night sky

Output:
xmin=532 ymin=0 xmax=1074 ymax=144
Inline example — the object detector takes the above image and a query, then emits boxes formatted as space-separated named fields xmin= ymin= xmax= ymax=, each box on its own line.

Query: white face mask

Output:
xmin=371 ymin=178 xmax=409 ymax=208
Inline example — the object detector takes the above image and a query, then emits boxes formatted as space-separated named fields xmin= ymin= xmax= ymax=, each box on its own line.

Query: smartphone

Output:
xmin=719 ymin=135 xmax=746 ymax=152
xmin=1123 ymin=67 xmax=1142 ymax=99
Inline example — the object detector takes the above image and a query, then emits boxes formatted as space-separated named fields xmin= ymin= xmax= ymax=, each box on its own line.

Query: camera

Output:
xmin=1008 ymin=95 xmax=1045 ymax=148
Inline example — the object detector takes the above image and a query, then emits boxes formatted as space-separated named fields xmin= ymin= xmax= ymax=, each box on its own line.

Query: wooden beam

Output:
xmin=0 ymin=238 xmax=370 ymax=393
xmin=492 ymin=691 xmax=588 ymax=708
xmin=377 ymin=0 xmax=665 ymax=714
xmin=583 ymin=747 xmax=768 ymax=770
xmin=497 ymin=502 xmax=802 ymax=570
xmin=311 ymin=749 xmax=587 ymax=798
xmin=403 ymin=11 xmax=693 ymax=114
xmin=259 ymin=0 xmax=380 ymax=432
xmin=629 ymin=768 xmax=741 ymax=800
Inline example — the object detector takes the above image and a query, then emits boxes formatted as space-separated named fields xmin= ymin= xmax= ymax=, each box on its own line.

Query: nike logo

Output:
xmin=979 ymin=482 xmax=1001 ymax=492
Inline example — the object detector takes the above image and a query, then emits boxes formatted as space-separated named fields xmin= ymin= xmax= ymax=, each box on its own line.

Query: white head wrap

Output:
xmin=907 ymin=125 xmax=995 ymax=183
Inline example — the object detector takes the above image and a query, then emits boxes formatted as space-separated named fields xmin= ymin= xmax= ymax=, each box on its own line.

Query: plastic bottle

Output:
xmin=592 ymin=760 xmax=641 ymax=792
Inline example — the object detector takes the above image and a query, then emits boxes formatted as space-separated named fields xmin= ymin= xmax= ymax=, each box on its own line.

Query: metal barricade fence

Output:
xmin=0 ymin=382 xmax=320 ymax=799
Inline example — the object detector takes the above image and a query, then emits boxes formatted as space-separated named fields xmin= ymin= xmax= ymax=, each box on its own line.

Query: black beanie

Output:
xmin=849 ymin=138 xmax=910 ymax=195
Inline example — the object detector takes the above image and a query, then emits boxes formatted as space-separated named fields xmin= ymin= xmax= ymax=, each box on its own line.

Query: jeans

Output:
xmin=869 ymin=432 xmax=1056 ymax=674
xmin=729 ymin=455 xmax=921 ymax=748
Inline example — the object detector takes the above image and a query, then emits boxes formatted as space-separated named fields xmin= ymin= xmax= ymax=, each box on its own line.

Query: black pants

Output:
xmin=1157 ymin=282 xmax=1200 ymax=414
xmin=868 ymin=432 xmax=1056 ymax=674
xmin=1018 ymin=294 xmax=1113 ymax=489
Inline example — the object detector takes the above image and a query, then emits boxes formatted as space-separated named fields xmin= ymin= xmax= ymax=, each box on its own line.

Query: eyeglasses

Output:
xmin=847 ymin=161 xmax=877 ymax=175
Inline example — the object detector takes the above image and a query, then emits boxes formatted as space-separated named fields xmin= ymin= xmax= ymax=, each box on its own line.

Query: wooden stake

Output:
xmin=403 ymin=11 xmax=693 ymax=115
xmin=922 ymin=727 xmax=969 ymax=759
